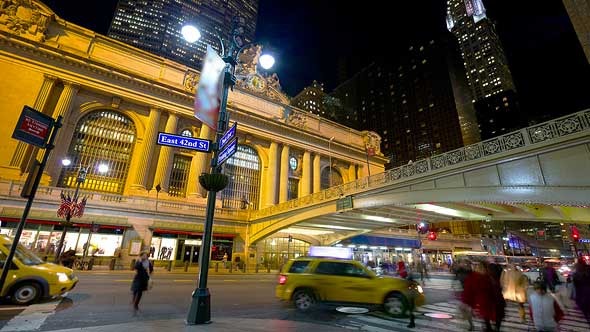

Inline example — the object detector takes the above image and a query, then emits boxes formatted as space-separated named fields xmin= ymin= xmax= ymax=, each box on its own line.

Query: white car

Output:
xmin=520 ymin=267 xmax=569 ymax=284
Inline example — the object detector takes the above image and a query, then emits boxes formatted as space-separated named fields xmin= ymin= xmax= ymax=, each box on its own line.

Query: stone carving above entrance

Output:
xmin=361 ymin=131 xmax=382 ymax=156
xmin=0 ymin=0 xmax=50 ymax=42
xmin=183 ymin=70 xmax=200 ymax=94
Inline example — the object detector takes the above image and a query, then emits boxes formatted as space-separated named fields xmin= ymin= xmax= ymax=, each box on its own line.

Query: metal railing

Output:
xmin=252 ymin=109 xmax=590 ymax=219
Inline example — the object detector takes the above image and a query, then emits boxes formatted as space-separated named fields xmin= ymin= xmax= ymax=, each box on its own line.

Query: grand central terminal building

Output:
xmin=0 ymin=1 xmax=403 ymax=269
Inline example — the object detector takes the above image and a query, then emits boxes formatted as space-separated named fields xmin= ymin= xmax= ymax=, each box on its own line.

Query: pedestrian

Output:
xmin=222 ymin=252 xmax=228 ymax=268
xmin=572 ymin=261 xmax=590 ymax=322
xmin=541 ymin=262 xmax=557 ymax=293
xmin=460 ymin=265 xmax=479 ymax=331
xmin=501 ymin=264 xmax=528 ymax=322
xmin=397 ymin=259 xmax=408 ymax=279
xmin=528 ymin=281 xmax=564 ymax=332
xmin=131 ymin=251 xmax=153 ymax=315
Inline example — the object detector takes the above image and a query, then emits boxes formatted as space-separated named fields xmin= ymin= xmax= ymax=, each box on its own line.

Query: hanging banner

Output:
xmin=194 ymin=45 xmax=226 ymax=131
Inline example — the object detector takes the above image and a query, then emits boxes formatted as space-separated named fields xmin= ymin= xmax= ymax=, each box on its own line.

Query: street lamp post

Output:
xmin=182 ymin=17 xmax=274 ymax=325
xmin=54 ymin=161 xmax=87 ymax=263
xmin=328 ymin=136 xmax=335 ymax=187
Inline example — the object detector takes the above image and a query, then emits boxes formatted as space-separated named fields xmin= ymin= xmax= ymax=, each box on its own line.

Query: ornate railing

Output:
xmin=252 ymin=109 xmax=590 ymax=219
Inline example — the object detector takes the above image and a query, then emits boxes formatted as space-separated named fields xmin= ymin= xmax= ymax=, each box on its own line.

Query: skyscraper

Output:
xmin=331 ymin=39 xmax=464 ymax=167
xmin=562 ymin=0 xmax=590 ymax=64
xmin=446 ymin=0 xmax=523 ymax=139
xmin=108 ymin=0 xmax=259 ymax=69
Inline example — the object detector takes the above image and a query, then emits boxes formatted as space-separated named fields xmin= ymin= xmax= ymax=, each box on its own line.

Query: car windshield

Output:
xmin=3 ymin=244 xmax=44 ymax=265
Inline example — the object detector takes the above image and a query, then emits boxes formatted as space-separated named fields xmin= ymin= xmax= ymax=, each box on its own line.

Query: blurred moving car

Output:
xmin=276 ymin=256 xmax=425 ymax=317
xmin=0 ymin=235 xmax=78 ymax=305
xmin=519 ymin=265 xmax=569 ymax=284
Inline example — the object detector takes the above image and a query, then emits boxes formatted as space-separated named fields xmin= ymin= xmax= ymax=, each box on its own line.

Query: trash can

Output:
xmin=167 ymin=260 xmax=173 ymax=272
xmin=87 ymin=257 xmax=95 ymax=270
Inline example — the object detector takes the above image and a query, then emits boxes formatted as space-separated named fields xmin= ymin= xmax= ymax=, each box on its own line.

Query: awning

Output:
xmin=346 ymin=235 xmax=420 ymax=248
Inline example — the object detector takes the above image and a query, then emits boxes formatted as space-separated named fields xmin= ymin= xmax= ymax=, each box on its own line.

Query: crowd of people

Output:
xmin=450 ymin=259 xmax=590 ymax=331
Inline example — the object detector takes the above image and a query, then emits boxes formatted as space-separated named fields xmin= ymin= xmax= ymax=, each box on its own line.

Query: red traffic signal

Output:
xmin=428 ymin=231 xmax=437 ymax=241
xmin=572 ymin=226 xmax=580 ymax=241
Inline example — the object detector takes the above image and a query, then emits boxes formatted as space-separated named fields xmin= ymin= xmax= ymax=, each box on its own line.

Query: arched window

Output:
xmin=320 ymin=167 xmax=343 ymax=189
xmin=221 ymin=145 xmax=261 ymax=209
xmin=180 ymin=129 xmax=193 ymax=137
xmin=59 ymin=110 xmax=136 ymax=194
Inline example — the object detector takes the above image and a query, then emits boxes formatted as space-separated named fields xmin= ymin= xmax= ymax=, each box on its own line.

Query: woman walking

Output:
xmin=131 ymin=251 xmax=153 ymax=315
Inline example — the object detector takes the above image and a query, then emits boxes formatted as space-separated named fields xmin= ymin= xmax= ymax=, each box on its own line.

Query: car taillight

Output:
xmin=278 ymin=274 xmax=287 ymax=285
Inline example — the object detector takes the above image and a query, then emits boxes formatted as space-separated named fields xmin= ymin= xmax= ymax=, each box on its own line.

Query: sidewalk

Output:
xmin=45 ymin=317 xmax=346 ymax=332
xmin=76 ymin=266 xmax=280 ymax=275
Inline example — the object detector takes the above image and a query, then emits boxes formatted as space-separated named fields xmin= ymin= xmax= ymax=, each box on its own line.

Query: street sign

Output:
xmin=219 ymin=122 xmax=237 ymax=150
xmin=157 ymin=132 xmax=211 ymax=152
xmin=336 ymin=196 xmax=353 ymax=210
xmin=217 ymin=138 xmax=237 ymax=166
xmin=12 ymin=105 xmax=55 ymax=148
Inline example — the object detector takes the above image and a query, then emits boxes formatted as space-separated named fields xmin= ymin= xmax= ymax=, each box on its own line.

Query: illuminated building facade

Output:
xmin=446 ymin=0 xmax=523 ymax=139
xmin=0 ymin=1 xmax=385 ymax=268
xmin=108 ymin=0 xmax=259 ymax=69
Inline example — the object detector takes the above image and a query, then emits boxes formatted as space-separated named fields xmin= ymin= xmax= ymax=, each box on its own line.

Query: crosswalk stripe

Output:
xmin=343 ymin=301 xmax=590 ymax=332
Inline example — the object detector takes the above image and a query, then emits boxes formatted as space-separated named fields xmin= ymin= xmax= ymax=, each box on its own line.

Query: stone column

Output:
xmin=130 ymin=107 xmax=162 ymax=191
xmin=10 ymin=75 xmax=58 ymax=170
xmin=301 ymin=151 xmax=311 ymax=197
xmin=264 ymin=142 xmax=278 ymax=207
xmin=348 ymin=164 xmax=357 ymax=183
xmin=278 ymin=145 xmax=290 ymax=203
xmin=45 ymin=82 xmax=81 ymax=183
xmin=313 ymin=153 xmax=321 ymax=193
xmin=152 ymin=113 xmax=178 ymax=192
xmin=187 ymin=124 xmax=213 ymax=198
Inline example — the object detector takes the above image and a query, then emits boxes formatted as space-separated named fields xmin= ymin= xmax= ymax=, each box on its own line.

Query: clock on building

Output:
xmin=289 ymin=157 xmax=298 ymax=170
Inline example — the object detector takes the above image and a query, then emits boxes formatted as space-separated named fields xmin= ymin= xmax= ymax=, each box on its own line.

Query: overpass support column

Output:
xmin=265 ymin=142 xmax=279 ymax=207
xmin=301 ymin=151 xmax=311 ymax=197
xmin=279 ymin=144 xmax=290 ymax=203
xmin=313 ymin=153 xmax=321 ymax=193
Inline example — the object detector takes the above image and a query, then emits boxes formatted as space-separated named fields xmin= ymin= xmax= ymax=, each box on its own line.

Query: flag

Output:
xmin=194 ymin=45 xmax=226 ymax=131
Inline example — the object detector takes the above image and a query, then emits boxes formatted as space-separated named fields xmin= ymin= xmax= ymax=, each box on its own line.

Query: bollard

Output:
xmin=255 ymin=264 xmax=259 ymax=273
xmin=215 ymin=262 xmax=219 ymax=272
xmin=167 ymin=260 xmax=172 ymax=272
xmin=87 ymin=257 xmax=94 ymax=270
xmin=130 ymin=259 xmax=136 ymax=271
xmin=267 ymin=264 xmax=271 ymax=273
xmin=229 ymin=263 xmax=233 ymax=273
xmin=109 ymin=258 xmax=116 ymax=270
xmin=242 ymin=263 xmax=246 ymax=273
xmin=184 ymin=260 xmax=189 ymax=272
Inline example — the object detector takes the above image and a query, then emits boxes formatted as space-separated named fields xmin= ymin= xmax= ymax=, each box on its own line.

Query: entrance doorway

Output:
xmin=176 ymin=239 xmax=201 ymax=265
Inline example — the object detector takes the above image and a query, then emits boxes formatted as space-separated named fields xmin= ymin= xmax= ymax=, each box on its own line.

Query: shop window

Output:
xmin=168 ymin=154 xmax=191 ymax=197
xmin=221 ymin=145 xmax=261 ymax=209
xmin=59 ymin=110 xmax=136 ymax=194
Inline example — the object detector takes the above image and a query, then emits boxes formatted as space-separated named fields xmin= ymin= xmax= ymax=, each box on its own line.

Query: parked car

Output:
xmin=0 ymin=235 xmax=78 ymax=305
xmin=276 ymin=256 xmax=425 ymax=317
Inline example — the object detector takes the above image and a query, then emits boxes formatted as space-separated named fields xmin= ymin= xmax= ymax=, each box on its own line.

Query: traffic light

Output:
xmin=428 ymin=231 xmax=437 ymax=241
xmin=572 ymin=226 xmax=580 ymax=241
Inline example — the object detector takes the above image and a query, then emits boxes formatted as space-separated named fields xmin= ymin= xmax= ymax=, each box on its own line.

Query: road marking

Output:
xmin=0 ymin=307 xmax=23 ymax=311
xmin=0 ymin=299 xmax=61 ymax=331
xmin=114 ymin=279 xmax=132 ymax=282
xmin=173 ymin=280 xmax=194 ymax=282
xmin=223 ymin=279 xmax=238 ymax=282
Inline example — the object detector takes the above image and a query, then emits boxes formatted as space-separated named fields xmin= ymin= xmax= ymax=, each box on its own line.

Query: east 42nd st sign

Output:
xmin=157 ymin=132 xmax=211 ymax=152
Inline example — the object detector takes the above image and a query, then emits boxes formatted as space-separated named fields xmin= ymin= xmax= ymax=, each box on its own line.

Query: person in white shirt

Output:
xmin=528 ymin=281 xmax=564 ymax=332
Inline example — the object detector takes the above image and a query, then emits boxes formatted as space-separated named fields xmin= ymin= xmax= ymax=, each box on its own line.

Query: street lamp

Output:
xmin=54 ymin=159 xmax=108 ymax=263
xmin=328 ymin=136 xmax=335 ymax=187
xmin=182 ymin=17 xmax=275 ymax=325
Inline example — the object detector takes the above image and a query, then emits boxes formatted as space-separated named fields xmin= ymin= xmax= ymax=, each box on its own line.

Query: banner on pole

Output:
xmin=194 ymin=45 xmax=226 ymax=131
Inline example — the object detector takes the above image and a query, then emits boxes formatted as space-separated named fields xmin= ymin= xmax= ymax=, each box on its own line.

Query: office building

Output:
xmin=446 ymin=0 xmax=523 ymax=139
xmin=108 ymin=0 xmax=259 ymax=69
xmin=331 ymin=40 xmax=465 ymax=167
xmin=562 ymin=0 xmax=590 ymax=64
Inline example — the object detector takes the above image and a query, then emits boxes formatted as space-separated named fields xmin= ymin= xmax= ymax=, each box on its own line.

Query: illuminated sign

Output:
xmin=157 ymin=132 xmax=211 ymax=152
xmin=309 ymin=246 xmax=353 ymax=259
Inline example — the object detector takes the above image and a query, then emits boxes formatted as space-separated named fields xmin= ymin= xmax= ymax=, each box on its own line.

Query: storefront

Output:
xmin=149 ymin=229 xmax=234 ymax=265
xmin=336 ymin=235 xmax=421 ymax=266
xmin=256 ymin=237 xmax=311 ymax=270
xmin=0 ymin=218 xmax=126 ymax=258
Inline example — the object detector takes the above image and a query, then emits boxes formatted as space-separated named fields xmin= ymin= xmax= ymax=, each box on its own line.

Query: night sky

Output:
xmin=41 ymin=0 xmax=590 ymax=119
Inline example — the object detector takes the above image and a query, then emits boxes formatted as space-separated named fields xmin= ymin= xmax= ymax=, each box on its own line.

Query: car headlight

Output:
xmin=57 ymin=272 xmax=69 ymax=283
xmin=417 ymin=285 xmax=424 ymax=294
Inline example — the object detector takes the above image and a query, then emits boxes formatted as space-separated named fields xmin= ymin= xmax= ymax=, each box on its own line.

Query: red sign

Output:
xmin=366 ymin=147 xmax=375 ymax=157
xmin=20 ymin=115 xmax=49 ymax=140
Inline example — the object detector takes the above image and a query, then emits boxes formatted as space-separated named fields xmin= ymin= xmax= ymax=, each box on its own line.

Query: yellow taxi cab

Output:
xmin=276 ymin=256 xmax=425 ymax=317
xmin=0 ymin=235 xmax=78 ymax=305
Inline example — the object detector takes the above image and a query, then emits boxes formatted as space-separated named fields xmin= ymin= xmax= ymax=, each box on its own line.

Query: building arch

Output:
xmin=321 ymin=166 xmax=343 ymax=189
xmin=221 ymin=144 xmax=261 ymax=209
xmin=58 ymin=109 xmax=137 ymax=194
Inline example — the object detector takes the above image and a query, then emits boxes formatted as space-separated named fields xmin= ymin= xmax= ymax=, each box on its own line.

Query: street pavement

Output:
xmin=0 ymin=272 xmax=587 ymax=331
